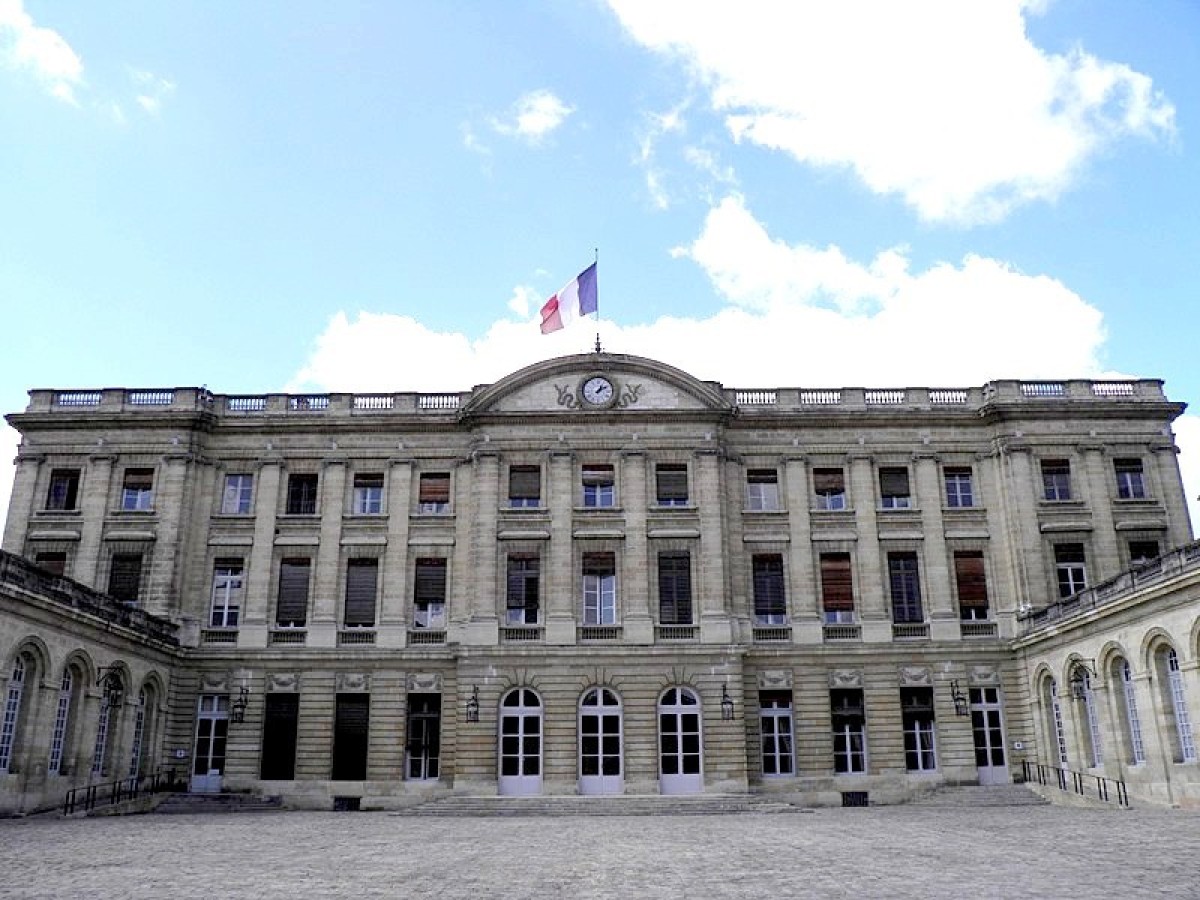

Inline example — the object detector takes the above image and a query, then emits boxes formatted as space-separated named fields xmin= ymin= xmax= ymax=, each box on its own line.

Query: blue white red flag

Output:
xmin=539 ymin=262 xmax=598 ymax=334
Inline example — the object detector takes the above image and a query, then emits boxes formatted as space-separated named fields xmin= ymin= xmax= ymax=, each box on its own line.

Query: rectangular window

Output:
xmin=413 ymin=558 xmax=447 ymax=628
xmin=221 ymin=474 xmax=254 ymax=514
xmin=879 ymin=467 xmax=911 ymax=509
xmin=405 ymin=694 xmax=441 ymax=780
xmin=343 ymin=558 xmax=378 ymax=627
xmin=831 ymin=689 xmax=867 ymax=774
xmin=1114 ymin=458 xmax=1146 ymax=500
xmin=35 ymin=551 xmax=67 ymax=577
xmin=1129 ymin=540 xmax=1160 ymax=567
xmin=582 ymin=552 xmax=616 ymax=625
xmin=746 ymin=469 xmax=780 ymax=511
xmin=658 ymin=551 xmax=692 ymax=624
xmin=507 ymin=465 xmax=541 ymax=508
xmin=210 ymin=559 xmax=244 ymax=627
xmin=260 ymin=693 xmax=299 ymax=780
xmin=752 ymin=554 xmax=787 ymax=625
xmin=331 ymin=694 xmax=369 ymax=781
xmin=276 ymin=558 xmax=311 ymax=627
xmin=759 ymin=691 xmax=794 ymax=776
xmin=901 ymin=688 xmax=937 ymax=772
xmin=1054 ymin=543 xmax=1087 ymax=597
xmin=888 ymin=552 xmax=923 ymax=623
xmin=655 ymin=464 xmax=689 ymax=506
xmin=506 ymin=555 xmax=540 ymax=625
xmin=813 ymin=468 xmax=846 ymax=511
xmin=352 ymin=473 xmax=384 ymax=515
xmin=107 ymin=553 xmax=143 ymax=604
xmin=1041 ymin=459 xmax=1072 ymax=501
xmin=120 ymin=468 xmax=154 ymax=511
xmin=820 ymin=553 xmax=855 ymax=623
xmin=46 ymin=468 xmax=80 ymax=511
xmin=943 ymin=467 xmax=974 ymax=508
xmin=285 ymin=473 xmax=318 ymax=515
xmin=582 ymin=464 xmax=615 ymax=508
xmin=954 ymin=551 xmax=989 ymax=620
xmin=418 ymin=473 xmax=450 ymax=513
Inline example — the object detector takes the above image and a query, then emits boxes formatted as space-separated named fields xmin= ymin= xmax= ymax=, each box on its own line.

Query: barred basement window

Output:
xmin=276 ymin=558 xmax=311 ymax=627
xmin=752 ymin=554 xmax=786 ymax=625
xmin=46 ymin=468 xmax=80 ymax=511
xmin=508 ymin=465 xmax=542 ymax=508
xmin=506 ymin=555 xmax=540 ymax=625
xmin=954 ymin=551 xmax=989 ymax=620
xmin=285 ymin=473 xmax=318 ymax=515
xmin=120 ymin=468 xmax=154 ymax=511
xmin=413 ymin=558 xmax=447 ymax=628
xmin=344 ymin=558 xmax=379 ymax=627
xmin=655 ymin=464 xmax=688 ymax=506
xmin=658 ymin=551 xmax=692 ymax=625
xmin=813 ymin=468 xmax=846 ymax=511
xmin=746 ymin=469 xmax=780 ymax=511
xmin=418 ymin=473 xmax=451 ymax=513
xmin=820 ymin=553 xmax=855 ymax=623
xmin=107 ymin=553 xmax=143 ymax=605
xmin=352 ymin=473 xmax=384 ymax=515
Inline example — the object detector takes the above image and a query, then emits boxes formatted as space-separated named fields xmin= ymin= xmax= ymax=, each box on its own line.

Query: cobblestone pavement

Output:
xmin=1 ymin=804 xmax=1197 ymax=900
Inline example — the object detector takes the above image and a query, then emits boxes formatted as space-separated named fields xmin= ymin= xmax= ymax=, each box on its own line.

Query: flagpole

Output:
xmin=592 ymin=247 xmax=602 ymax=354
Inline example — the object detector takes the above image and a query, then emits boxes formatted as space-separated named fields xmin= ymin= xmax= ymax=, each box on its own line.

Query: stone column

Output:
xmin=545 ymin=450 xmax=576 ymax=644
xmin=620 ymin=450 xmax=652 ymax=642
xmin=783 ymin=456 xmax=819 ymax=642
xmin=848 ymin=455 xmax=886 ymax=637
xmin=308 ymin=459 xmax=347 ymax=646
xmin=998 ymin=444 xmax=1047 ymax=609
xmin=1 ymin=453 xmax=42 ymax=554
xmin=380 ymin=459 xmax=412 ymax=647
xmin=240 ymin=459 xmax=282 ymax=647
xmin=74 ymin=454 xmax=116 ymax=590
xmin=464 ymin=452 xmax=499 ymax=644
xmin=1151 ymin=443 xmax=1193 ymax=549
xmin=914 ymin=454 xmax=955 ymax=638
xmin=1079 ymin=444 xmax=1120 ymax=583
xmin=696 ymin=450 xmax=731 ymax=643
xmin=145 ymin=453 xmax=190 ymax=618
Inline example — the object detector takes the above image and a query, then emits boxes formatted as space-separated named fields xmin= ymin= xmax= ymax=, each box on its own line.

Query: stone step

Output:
xmin=909 ymin=784 xmax=1048 ymax=808
xmin=153 ymin=792 xmax=285 ymax=815
xmin=396 ymin=793 xmax=807 ymax=817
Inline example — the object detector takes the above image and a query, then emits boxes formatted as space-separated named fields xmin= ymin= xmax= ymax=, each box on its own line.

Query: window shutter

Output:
xmin=344 ymin=559 xmax=378 ymax=626
xmin=276 ymin=559 xmax=311 ymax=625
xmin=506 ymin=556 xmax=539 ymax=611
xmin=508 ymin=466 xmax=541 ymax=500
xmin=419 ymin=474 xmax=450 ymax=504
xmin=813 ymin=469 xmax=844 ymax=493
xmin=582 ymin=465 xmax=613 ymax=484
xmin=582 ymin=553 xmax=615 ymax=577
xmin=820 ymin=554 xmax=854 ymax=611
xmin=954 ymin=552 xmax=988 ymax=607
xmin=747 ymin=469 xmax=777 ymax=485
xmin=656 ymin=465 xmax=688 ymax=501
xmin=414 ymin=559 xmax=447 ymax=603
xmin=753 ymin=555 xmax=786 ymax=616
xmin=658 ymin=552 xmax=692 ymax=623
xmin=107 ymin=554 xmax=143 ymax=604
xmin=879 ymin=468 xmax=909 ymax=496
xmin=354 ymin=473 xmax=383 ymax=489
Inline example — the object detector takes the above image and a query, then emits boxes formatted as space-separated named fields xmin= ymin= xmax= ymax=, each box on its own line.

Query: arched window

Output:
xmin=579 ymin=687 xmax=623 ymax=794
xmin=498 ymin=688 xmax=542 ymax=795
xmin=1043 ymin=678 xmax=1068 ymax=765
xmin=129 ymin=688 xmax=149 ymax=778
xmin=48 ymin=667 xmax=77 ymax=776
xmin=91 ymin=671 xmax=125 ymax=778
xmin=1112 ymin=658 xmax=1145 ymax=766
xmin=0 ymin=655 xmax=30 ymax=774
xmin=1075 ymin=667 xmax=1103 ymax=768
xmin=1156 ymin=647 xmax=1197 ymax=763
xmin=658 ymin=687 xmax=703 ymax=794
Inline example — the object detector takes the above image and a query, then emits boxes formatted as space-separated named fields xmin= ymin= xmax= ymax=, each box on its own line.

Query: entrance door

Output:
xmin=659 ymin=687 xmax=703 ymax=794
xmin=970 ymin=687 xmax=1009 ymax=785
xmin=191 ymin=695 xmax=228 ymax=793
xmin=498 ymin=688 xmax=542 ymax=795
xmin=406 ymin=694 xmax=441 ymax=781
xmin=579 ymin=688 xmax=623 ymax=794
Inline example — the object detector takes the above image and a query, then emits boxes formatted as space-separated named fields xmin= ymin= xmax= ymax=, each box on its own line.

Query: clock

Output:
xmin=581 ymin=375 xmax=615 ymax=407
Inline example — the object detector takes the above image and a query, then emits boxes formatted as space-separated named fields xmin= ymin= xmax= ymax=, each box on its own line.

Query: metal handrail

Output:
xmin=1022 ymin=760 xmax=1129 ymax=807
xmin=63 ymin=768 xmax=179 ymax=815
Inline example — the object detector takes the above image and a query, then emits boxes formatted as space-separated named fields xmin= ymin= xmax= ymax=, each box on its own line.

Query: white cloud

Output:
xmin=491 ymin=89 xmax=574 ymax=144
xmin=605 ymin=0 xmax=1176 ymax=224
xmin=0 ymin=0 xmax=84 ymax=105
xmin=130 ymin=67 xmax=175 ymax=115
xmin=1174 ymin=415 xmax=1200 ymax=539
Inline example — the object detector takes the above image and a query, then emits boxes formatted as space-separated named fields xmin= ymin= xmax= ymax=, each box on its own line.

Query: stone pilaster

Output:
xmin=465 ymin=452 xmax=499 ymax=644
xmin=783 ymin=456 xmax=819 ymax=641
xmin=620 ymin=450 xmax=652 ymax=642
xmin=240 ymin=460 xmax=282 ymax=645
xmin=545 ymin=450 xmax=576 ymax=644
xmin=848 ymin=455 xmax=886 ymax=629
xmin=74 ymin=455 xmax=116 ymax=590
xmin=999 ymin=444 xmax=1047 ymax=608
xmin=696 ymin=450 xmax=730 ymax=643
xmin=308 ymin=459 xmax=347 ymax=645
xmin=914 ymin=454 xmax=955 ymax=636
xmin=1079 ymin=444 xmax=1120 ymax=583
xmin=1 ymin=453 xmax=42 ymax=554
xmin=380 ymin=459 xmax=412 ymax=645
xmin=145 ymin=453 xmax=190 ymax=618
xmin=1151 ymin=443 xmax=1193 ymax=549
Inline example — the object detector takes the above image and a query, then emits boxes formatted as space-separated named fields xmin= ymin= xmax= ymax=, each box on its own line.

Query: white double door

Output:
xmin=499 ymin=689 xmax=542 ymax=796
xmin=190 ymin=695 xmax=228 ymax=793
xmin=659 ymin=688 xmax=703 ymax=794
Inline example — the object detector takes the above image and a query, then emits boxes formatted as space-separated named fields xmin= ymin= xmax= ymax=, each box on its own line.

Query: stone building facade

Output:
xmin=1 ymin=352 xmax=1197 ymax=813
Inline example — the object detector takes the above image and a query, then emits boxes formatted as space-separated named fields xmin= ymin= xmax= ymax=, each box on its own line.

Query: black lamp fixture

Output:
xmin=231 ymin=682 xmax=250 ymax=724
xmin=949 ymin=680 xmax=970 ymax=717
xmin=721 ymin=684 xmax=735 ymax=721
xmin=465 ymin=685 xmax=480 ymax=723
xmin=1069 ymin=660 xmax=1096 ymax=701
xmin=96 ymin=667 xmax=123 ymax=710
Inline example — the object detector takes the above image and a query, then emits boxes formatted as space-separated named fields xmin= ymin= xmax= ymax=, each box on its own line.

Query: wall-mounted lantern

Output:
xmin=231 ymin=683 xmax=250 ymax=723
xmin=721 ymin=684 xmax=735 ymax=721
xmin=949 ymin=680 xmax=970 ymax=717
xmin=465 ymin=685 xmax=480 ymax=723
xmin=97 ymin=667 xmax=123 ymax=710
xmin=1069 ymin=660 xmax=1096 ymax=701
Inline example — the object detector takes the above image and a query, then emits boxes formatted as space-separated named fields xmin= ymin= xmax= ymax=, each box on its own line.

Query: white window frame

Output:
xmin=745 ymin=471 xmax=781 ymax=512
xmin=1121 ymin=661 xmax=1146 ymax=765
xmin=0 ymin=657 xmax=26 ymax=774
xmin=352 ymin=477 xmax=384 ymax=515
xmin=210 ymin=563 xmax=243 ymax=628
xmin=759 ymin=698 xmax=795 ymax=777
xmin=1167 ymin=649 xmax=1198 ymax=763
xmin=583 ymin=572 xmax=617 ymax=626
xmin=48 ymin=668 xmax=73 ymax=775
xmin=221 ymin=474 xmax=254 ymax=514
xmin=943 ymin=469 xmax=974 ymax=508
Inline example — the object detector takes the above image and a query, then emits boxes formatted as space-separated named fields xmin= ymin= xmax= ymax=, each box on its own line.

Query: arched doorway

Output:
xmin=658 ymin=687 xmax=703 ymax=794
xmin=579 ymin=687 xmax=622 ymax=794
xmin=498 ymin=688 xmax=542 ymax=795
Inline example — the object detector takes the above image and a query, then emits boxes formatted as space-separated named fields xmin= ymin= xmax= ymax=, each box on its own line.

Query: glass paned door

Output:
xmin=498 ymin=689 xmax=542 ymax=795
xmin=969 ymin=687 xmax=1008 ymax=785
xmin=406 ymin=694 xmax=441 ymax=781
xmin=658 ymin=687 xmax=703 ymax=794
xmin=579 ymin=688 xmax=623 ymax=794
xmin=190 ymin=695 xmax=229 ymax=793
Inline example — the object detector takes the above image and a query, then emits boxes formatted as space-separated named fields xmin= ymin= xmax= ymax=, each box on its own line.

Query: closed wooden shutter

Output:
xmin=107 ymin=554 xmax=143 ymax=604
xmin=658 ymin=552 xmax=692 ymax=624
xmin=260 ymin=694 xmax=299 ymax=780
xmin=419 ymin=473 xmax=450 ymax=504
xmin=414 ymin=558 xmax=447 ymax=603
xmin=508 ymin=466 xmax=541 ymax=502
xmin=344 ymin=559 xmax=378 ymax=627
xmin=506 ymin=556 xmax=540 ymax=612
xmin=656 ymin=465 xmax=688 ymax=503
xmin=331 ymin=694 xmax=370 ymax=781
xmin=813 ymin=469 xmax=844 ymax=493
xmin=820 ymin=554 xmax=854 ymax=611
xmin=752 ymin=555 xmax=786 ymax=617
xmin=954 ymin=552 xmax=988 ymax=608
xmin=879 ymin=468 xmax=909 ymax=497
xmin=276 ymin=558 xmax=311 ymax=626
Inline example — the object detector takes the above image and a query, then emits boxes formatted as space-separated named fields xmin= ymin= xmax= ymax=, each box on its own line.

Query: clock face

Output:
xmin=581 ymin=376 xmax=615 ymax=406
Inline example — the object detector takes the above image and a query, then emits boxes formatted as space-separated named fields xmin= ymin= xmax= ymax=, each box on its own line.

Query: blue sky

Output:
xmin=2 ymin=0 xmax=1198 ymax=528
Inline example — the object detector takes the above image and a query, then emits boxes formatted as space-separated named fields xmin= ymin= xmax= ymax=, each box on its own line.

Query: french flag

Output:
xmin=539 ymin=262 xmax=598 ymax=334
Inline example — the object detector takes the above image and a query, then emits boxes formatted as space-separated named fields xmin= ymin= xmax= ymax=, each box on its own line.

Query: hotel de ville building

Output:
xmin=2 ymin=351 xmax=1200 ymax=814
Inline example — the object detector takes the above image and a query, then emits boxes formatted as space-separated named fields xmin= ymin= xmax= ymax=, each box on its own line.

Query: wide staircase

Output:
xmin=908 ymin=783 xmax=1049 ymax=808
xmin=396 ymin=793 xmax=808 ymax=817
xmin=153 ymin=792 xmax=285 ymax=815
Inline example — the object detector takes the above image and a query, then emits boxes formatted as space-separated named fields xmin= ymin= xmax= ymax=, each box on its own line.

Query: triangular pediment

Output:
xmin=461 ymin=353 xmax=733 ymax=418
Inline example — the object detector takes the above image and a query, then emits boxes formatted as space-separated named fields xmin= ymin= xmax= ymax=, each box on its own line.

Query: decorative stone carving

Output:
xmin=336 ymin=672 xmax=369 ymax=693
xmin=757 ymin=669 xmax=793 ymax=690
xmin=200 ymin=672 xmax=228 ymax=692
xmin=407 ymin=672 xmax=443 ymax=693
xmin=828 ymin=669 xmax=862 ymax=688
xmin=898 ymin=666 xmax=932 ymax=686
xmin=267 ymin=672 xmax=298 ymax=693
xmin=968 ymin=664 xmax=1000 ymax=686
